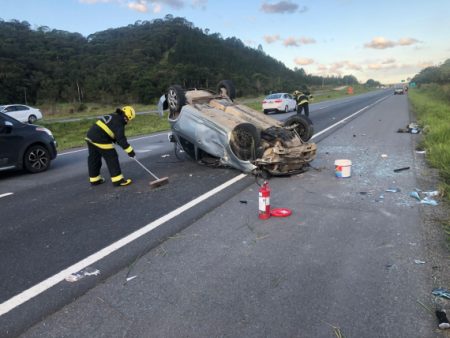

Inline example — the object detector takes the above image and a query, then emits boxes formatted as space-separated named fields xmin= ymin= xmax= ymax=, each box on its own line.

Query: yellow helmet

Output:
xmin=122 ymin=106 xmax=135 ymax=121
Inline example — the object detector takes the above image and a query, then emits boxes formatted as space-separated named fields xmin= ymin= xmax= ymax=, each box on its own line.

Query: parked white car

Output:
xmin=0 ymin=104 xmax=43 ymax=123
xmin=262 ymin=93 xmax=296 ymax=114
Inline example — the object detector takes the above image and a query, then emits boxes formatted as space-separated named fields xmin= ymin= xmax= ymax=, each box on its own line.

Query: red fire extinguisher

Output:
xmin=258 ymin=180 xmax=271 ymax=220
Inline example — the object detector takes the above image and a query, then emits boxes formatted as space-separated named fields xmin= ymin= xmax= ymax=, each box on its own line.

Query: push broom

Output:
xmin=131 ymin=157 xmax=169 ymax=188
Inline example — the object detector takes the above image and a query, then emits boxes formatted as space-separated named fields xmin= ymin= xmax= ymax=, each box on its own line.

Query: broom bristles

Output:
xmin=149 ymin=177 xmax=169 ymax=188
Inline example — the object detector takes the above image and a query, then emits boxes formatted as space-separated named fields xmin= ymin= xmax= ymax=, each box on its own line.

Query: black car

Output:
xmin=0 ymin=112 xmax=57 ymax=173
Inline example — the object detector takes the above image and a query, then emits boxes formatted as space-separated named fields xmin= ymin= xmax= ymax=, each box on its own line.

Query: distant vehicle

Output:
xmin=394 ymin=87 xmax=404 ymax=95
xmin=262 ymin=93 xmax=297 ymax=114
xmin=0 ymin=112 xmax=57 ymax=173
xmin=0 ymin=104 xmax=43 ymax=123
xmin=158 ymin=80 xmax=316 ymax=176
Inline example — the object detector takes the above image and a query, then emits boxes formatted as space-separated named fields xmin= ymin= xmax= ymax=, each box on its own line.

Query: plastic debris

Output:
xmin=414 ymin=259 xmax=426 ymax=264
xmin=409 ymin=191 xmax=439 ymax=205
xmin=126 ymin=276 xmax=137 ymax=282
xmin=421 ymin=197 xmax=438 ymax=206
xmin=161 ymin=154 xmax=170 ymax=158
xmin=381 ymin=154 xmax=388 ymax=158
xmin=394 ymin=167 xmax=410 ymax=173
xmin=432 ymin=288 xmax=450 ymax=300
xmin=65 ymin=267 xmax=100 ymax=282
xmin=385 ymin=188 xmax=401 ymax=193
xmin=397 ymin=122 xmax=422 ymax=134
xmin=436 ymin=310 xmax=450 ymax=329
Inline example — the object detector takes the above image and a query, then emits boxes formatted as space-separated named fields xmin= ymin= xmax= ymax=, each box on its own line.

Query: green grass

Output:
xmin=38 ymin=113 xmax=170 ymax=151
xmin=409 ymin=83 xmax=450 ymax=247
xmin=409 ymin=86 xmax=450 ymax=204
xmin=36 ymin=85 xmax=377 ymax=151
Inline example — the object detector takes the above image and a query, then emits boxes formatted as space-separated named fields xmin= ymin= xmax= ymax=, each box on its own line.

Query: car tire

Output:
xmin=23 ymin=145 xmax=51 ymax=173
xmin=230 ymin=123 xmax=261 ymax=161
xmin=217 ymin=80 xmax=236 ymax=100
xmin=263 ymin=109 xmax=269 ymax=115
xmin=167 ymin=85 xmax=186 ymax=114
xmin=283 ymin=115 xmax=314 ymax=142
xmin=28 ymin=115 xmax=37 ymax=124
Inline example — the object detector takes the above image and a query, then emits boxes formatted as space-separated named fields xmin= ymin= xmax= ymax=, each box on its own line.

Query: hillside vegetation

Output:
xmin=0 ymin=15 xmax=363 ymax=106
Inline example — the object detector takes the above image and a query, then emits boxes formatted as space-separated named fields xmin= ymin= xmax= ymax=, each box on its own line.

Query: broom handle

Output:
xmin=132 ymin=157 xmax=159 ymax=180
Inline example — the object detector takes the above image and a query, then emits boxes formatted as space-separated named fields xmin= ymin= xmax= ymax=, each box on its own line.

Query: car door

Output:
xmin=14 ymin=105 xmax=30 ymax=122
xmin=0 ymin=114 xmax=22 ymax=169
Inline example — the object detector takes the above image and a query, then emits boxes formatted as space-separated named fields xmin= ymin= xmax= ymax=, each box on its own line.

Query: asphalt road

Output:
xmin=1 ymin=89 xmax=422 ymax=337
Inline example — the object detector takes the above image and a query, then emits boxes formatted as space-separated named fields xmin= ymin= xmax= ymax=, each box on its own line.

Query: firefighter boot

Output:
xmin=113 ymin=178 xmax=132 ymax=187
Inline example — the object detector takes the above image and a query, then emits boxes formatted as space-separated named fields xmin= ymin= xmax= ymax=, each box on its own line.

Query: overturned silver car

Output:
xmin=159 ymin=80 xmax=317 ymax=176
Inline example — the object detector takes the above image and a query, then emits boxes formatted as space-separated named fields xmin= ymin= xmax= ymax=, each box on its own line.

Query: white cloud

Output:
xmin=294 ymin=57 xmax=314 ymax=66
xmin=283 ymin=37 xmax=298 ymax=47
xmin=128 ymin=1 xmax=148 ymax=12
xmin=261 ymin=1 xmax=299 ymax=14
xmin=264 ymin=34 xmax=281 ymax=43
xmin=364 ymin=36 xmax=420 ymax=49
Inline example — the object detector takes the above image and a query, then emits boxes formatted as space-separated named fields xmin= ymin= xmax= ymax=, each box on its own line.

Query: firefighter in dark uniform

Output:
xmin=85 ymin=106 xmax=136 ymax=187
xmin=293 ymin=89 xmax=313 ymax=117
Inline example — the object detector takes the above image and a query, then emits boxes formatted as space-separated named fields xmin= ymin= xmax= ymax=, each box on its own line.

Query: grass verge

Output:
xmin=39 ymin=113 xmax=170 ymax=151
xmin=409 ymin=85 xmax=450 ymax=247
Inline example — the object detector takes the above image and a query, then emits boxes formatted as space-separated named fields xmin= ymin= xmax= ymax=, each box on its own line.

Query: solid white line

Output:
xmin=58 ymin=132 xmax=169 ymax=156
xmin=0 ymin=173 xmax=247 ymax=317
xmin=311 ymin=95 xmax=389 ymax=140
xmin=0 ymin=193 xmax=13 ymax=199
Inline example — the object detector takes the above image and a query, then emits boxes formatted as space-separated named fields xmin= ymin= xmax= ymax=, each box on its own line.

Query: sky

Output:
xmin=1 ymin=0 xmax=449 ymax=84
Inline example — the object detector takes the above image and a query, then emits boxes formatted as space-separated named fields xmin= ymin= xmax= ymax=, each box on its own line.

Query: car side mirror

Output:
xmin=0 ymin=120 xmax=13 ymax=134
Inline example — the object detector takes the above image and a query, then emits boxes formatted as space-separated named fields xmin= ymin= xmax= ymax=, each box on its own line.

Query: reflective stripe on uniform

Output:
xmin=111 ymin=174 xmax=124 ymax=182
xmin=89 ymin=175 xmax=103 ymax=183
xmin=85 ymin=137 xmax=114 ymax=149
xmin=96 ymin=120 xmax=115 ymax=139
xmin=124 ymin=145 xmax=133 ymax=154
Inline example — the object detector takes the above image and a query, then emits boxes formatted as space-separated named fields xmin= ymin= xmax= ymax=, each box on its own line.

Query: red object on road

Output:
xmin=258 ymin=181 xmax=271 ymax=220
xmin=270 ymin=208 xmax=292 ymax=217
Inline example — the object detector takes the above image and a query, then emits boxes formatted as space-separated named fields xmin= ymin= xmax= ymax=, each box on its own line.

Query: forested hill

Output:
xmin=0 ymin=15 xmax=357 ymax=105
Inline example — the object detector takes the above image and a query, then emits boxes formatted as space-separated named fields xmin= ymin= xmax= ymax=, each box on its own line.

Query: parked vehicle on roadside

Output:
xmin=262 ymin=93 xmax=297 ymax=114
xmin=394 ymin=87 xmax=404 ymax=95
xmin=0 ymin=104 xmax=43 ymax=123
xmin=0 ymin=112 xmax=57 ymax=173
xmin=158 ymin=80 xmax=316 ymax=176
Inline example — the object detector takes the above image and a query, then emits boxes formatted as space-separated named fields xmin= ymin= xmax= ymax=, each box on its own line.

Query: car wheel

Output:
xmin=167 ymin=85 xmax=186 ymax=114
xmin=28 ymin=115 xmax=37 ymax=124
xmin=23 ymin=145 xmax=51 ymax=173
xmin=263 ymin=109 xmax=269 ymax=115
xmin=217 ymin=80 xmax=236 ymax=100
xmin=283 ymin=115 xmax=314 ymax=142
xmin=230 ymin=123 xmax=261 ymax=161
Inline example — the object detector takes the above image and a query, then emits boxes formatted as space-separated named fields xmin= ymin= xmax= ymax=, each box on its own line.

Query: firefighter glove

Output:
xmin=128 ymin=150 xmax=136 ymax=158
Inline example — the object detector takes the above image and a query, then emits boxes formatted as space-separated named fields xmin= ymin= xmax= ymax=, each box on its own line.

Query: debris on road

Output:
xmin=414 ymin=259 xmax=426 ymax=264
xmin=385 ymin=187 xmax=401 ymax=193
xmin=65 ymin=267 xmax=100 ymax=282
xmin=436 ymin=310 xmax=450 ymax=329
xmin=394 ymin=166 xmax=410 ymax=173
xmin=409 ymin=191 xmax=439 ymax=206
xmin=432 ymin=288 xmax=450 ymax=300
xmin=397 ymin=122 xmax=421 ymax=134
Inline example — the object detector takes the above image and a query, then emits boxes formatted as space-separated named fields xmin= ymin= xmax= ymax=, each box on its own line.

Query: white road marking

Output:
xmin=0 ymin=173 xmax=247 ymax=316
xmin=0 ymin=193 xmax=13 ymax=199
xmin=311 ymin=95 xmax=390 ymax=139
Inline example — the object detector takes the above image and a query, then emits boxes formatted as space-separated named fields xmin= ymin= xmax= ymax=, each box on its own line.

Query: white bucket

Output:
xmin=335 ymin=159 xmax=352 ymax=178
